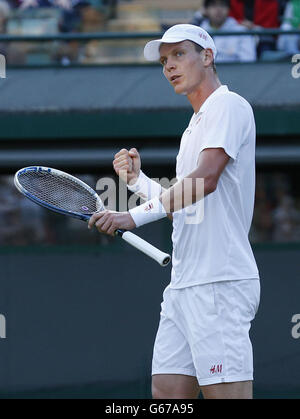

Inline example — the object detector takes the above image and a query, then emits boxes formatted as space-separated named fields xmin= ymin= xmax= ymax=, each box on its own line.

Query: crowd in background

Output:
xmin=189 ymin=0 xmax=300 ymax=62
xmin=0 ymin=0 xmax=299 ymax=64
xmin=0 ymin=172 xmax=300 ymax=246
xmin=0 ymin=0 xmax=120 ymax=64
xmin=250 ymin=172 xmax=300 ymax=243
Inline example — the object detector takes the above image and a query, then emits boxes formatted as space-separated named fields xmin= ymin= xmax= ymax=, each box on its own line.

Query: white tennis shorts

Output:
xmin=152 ymin=279 xmax=260 ymax=386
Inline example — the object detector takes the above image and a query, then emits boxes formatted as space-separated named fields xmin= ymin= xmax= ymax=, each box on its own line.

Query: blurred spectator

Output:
xmin=229 ymin=0 xmax=281 ymax=57
xmin=251 ymin=172 xmax=300 ymax=243
xmin=19 ymin=0 xmax=91 ymax=33
xmin=102 ymin=0 xmax=117 ymax=19
xmin=251 ymin=174 xmax=273 ymax=242
xmin=271 ymin=173 xmax=300 ymax=241
xmin=277 ymin=0 xmax=300 ymax=55
xmin=59 ymin=1 xmax=90 ymax=34
xmin=0 ymin=176 xmax=47 ymax=245
xmin=229 ymin=0 xmax=280 ymax=29
xmin=0 ymin=0 xmax=28 ymax=65
xmin=190 ymin=3 xmax=206 ymax=27
xmin=272 ymin=195 xmax=300 ymax=241
xmin=0 ymin=0 xmax=10 ymax=34
xmin=19 ymin=0 xmax=85 ymax=11
xmin=192 ymin=0 xmax=257 ymax=62
xmin=8 ymin=0 xmax=107 ymax=64
xmin=7 ymin=0 xmax=22 ymax=7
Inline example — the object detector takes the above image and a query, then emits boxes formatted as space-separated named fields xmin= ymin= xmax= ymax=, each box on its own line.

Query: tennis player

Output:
xmin=89 ymin=24 xmax=260 ymax=399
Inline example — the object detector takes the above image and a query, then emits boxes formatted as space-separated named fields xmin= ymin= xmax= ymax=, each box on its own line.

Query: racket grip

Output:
xmin=119 ymin=231 xmax=171 ymax=267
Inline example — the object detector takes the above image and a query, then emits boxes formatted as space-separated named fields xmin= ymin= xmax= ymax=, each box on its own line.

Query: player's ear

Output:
xmin=203 ymin=48 xmax=214 ymax=68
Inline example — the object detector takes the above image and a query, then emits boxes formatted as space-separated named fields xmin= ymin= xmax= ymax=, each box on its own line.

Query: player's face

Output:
xmin=160 ymin=41 xmax=206 ymax=96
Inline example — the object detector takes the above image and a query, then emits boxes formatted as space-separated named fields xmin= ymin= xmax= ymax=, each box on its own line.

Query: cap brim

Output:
xmin=144 ymin=37 xmax=186 ymax=61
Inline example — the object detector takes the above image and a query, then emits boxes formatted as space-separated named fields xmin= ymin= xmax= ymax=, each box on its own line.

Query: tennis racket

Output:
xmin=14 ymin=166 xmax=171 ymax=267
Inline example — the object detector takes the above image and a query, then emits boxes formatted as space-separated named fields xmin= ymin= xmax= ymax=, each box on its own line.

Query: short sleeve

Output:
xmin=199 ymin=94 xmax=251 ymax=161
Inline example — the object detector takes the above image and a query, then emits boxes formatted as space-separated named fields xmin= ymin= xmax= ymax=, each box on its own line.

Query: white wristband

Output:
xmin=129 ymin=197 xmax=167 ymax=228
xmin=128 ymin=171 xmax=162 ymax=201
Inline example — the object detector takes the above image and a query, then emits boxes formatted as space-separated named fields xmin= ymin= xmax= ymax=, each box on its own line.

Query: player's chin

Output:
xmin=173 ymin=84 xmax=187 ymax=95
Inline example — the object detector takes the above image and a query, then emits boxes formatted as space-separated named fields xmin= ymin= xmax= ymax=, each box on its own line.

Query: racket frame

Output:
xmin=14 ymin=166 xmax=171 ymax=267
xmin=14 ymin=166 xmax=103 ymax=222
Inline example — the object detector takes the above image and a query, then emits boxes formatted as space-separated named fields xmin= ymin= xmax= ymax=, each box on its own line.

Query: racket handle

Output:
xmin=116 ymin=230 xmax=171 ymax=267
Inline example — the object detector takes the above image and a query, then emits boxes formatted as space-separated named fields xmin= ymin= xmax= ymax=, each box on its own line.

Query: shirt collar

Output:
xmin=197 ymin=85 xmax=229 ymax=115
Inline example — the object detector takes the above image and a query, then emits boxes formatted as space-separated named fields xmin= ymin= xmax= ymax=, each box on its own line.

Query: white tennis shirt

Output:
xmin=170 ymin=85 xmax=259 ymax=288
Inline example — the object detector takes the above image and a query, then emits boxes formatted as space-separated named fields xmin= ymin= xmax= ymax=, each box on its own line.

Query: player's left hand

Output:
xmin=88 ymin=210 xmax=136 ymax=236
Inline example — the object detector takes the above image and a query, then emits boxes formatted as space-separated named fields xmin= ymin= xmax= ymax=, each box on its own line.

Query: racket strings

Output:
xmin=18 ymin=171 xmax=100 ymax=214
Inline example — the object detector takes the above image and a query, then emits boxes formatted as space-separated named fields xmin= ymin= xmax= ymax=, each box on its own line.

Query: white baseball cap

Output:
xmin=144 ymin=24 xmax=217 ymax=61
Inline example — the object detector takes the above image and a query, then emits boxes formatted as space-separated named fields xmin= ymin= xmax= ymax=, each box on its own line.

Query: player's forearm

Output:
xmin=160 ymin=171 xmax=216 ymax=214
xmin=129 ymin=172 xmax=213 ymax=228
xmin=129 ymin=149 xmax=229 ymax=227
xmin=159 ymin=186 xmax=173 ymax=220
xmin=160 ymin=148 xmax=229 ymax=214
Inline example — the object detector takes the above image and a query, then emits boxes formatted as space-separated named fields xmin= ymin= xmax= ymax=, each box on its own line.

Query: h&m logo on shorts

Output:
xmin=144 ymin=203 xmax=154 ymax=212
xmin=210 ymin=364 xmax=223 ymax=375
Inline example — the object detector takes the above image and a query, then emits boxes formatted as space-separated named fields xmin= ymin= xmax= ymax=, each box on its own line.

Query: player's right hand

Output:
xmin=113 ymin=148 xmax=141 ymax=185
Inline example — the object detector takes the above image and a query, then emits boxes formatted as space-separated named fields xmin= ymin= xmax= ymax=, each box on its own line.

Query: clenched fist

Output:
xmin=113 ymin=148 xmax=141 ymax=185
